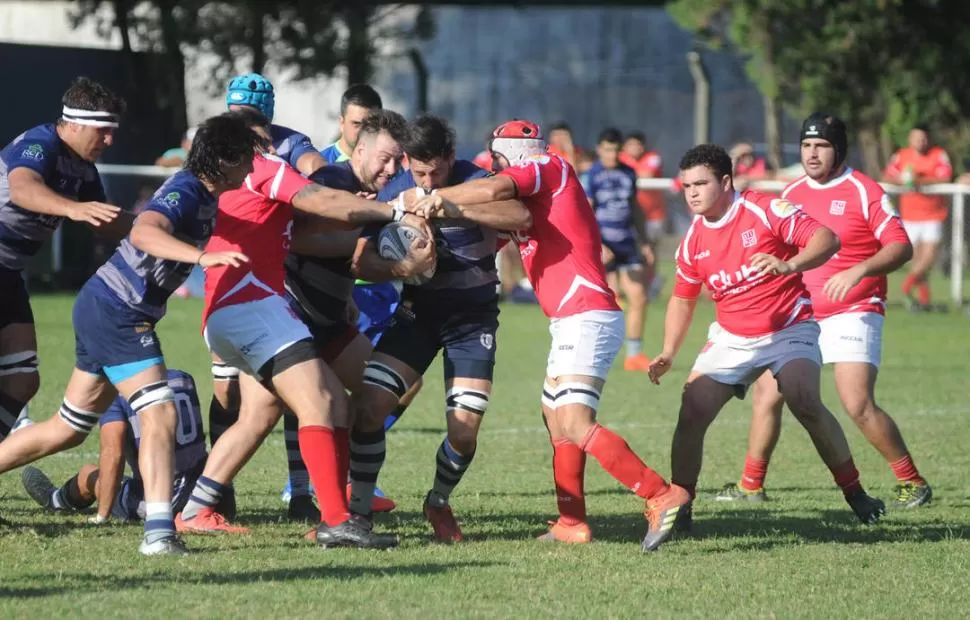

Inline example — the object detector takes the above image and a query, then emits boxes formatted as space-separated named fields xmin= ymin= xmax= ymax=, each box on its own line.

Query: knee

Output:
xmin=2 ymin=371 xmax=39 ymax=403
xmin=352 ymin=388 xmax=394 ymax=430
xmin=843 ymin=398 xmax=880 ymax=426
xmin=78 ymin=463 xmax=100 ymax=488
xmin=241 ymin=407 xmax=280 ymax=438
xmin=625 ymin=282 xmax=647 ymax=307
xmin=784 ymin=387 xmax=826 ymax=422
xmin=448 ymin=423 xmax=478 ymax=455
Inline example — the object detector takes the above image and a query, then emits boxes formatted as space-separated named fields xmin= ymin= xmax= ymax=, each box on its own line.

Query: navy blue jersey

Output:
xmin=0 ymin=123 xmax=105 ymax=270
xmin=99 ymin=369 xmax=206 ymax=480
xmin=372 ymin=159 xmax=498 ymax=307
xmin=93 ymin=169 xmax=217 ymax=320
xmin=283 ymin=161 xmax=361 ymax=325
xmin=272 ymin=124 xmax=317 ymax=171
xmin=586 ymin=161 xmax=638 ymax=245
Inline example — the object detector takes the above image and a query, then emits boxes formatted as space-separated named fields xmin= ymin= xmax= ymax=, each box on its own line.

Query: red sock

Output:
xmin=552 ymin=438 xmax=587 ymax=526
xmin=902 ymin=274 xmax=916 ymax=295
xmin=334 ymin=427 xmax=350 ymax=486
xmin=580 ymin=424 xmax=667 ymax=499
xmin=298 ymin=426 xmax=349 ymax=527
xmin=740 ymin=454 xmax=769 ymax=492
xmin=889 ymin=454 xmax=924 ymax=485
xmin=917 ymin=283 xmax=930 ymax=306
xmin=831 ymin=459 xmax=863 ymax=496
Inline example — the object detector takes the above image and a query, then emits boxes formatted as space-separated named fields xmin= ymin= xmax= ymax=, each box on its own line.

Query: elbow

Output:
xmin=899 ymin=241 xmax=914 ymax=264
xmin=822 ymin=227 xmax=841 ymax=255
xmin=516 ymin=210 xmax=533 ymax=230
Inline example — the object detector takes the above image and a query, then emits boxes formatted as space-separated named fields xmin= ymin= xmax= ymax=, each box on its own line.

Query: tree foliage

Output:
xmin=69 ymin=1 xmax=435 ymax=134
xmin=669 ymin=0 xmax=970 ymax=172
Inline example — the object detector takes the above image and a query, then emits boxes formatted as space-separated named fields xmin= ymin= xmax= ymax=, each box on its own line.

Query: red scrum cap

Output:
xmin=489 ymin=119 xmax=546 ymax=165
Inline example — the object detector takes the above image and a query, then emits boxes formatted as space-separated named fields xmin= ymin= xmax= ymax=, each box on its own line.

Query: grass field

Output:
xmin=2 ymin=281 xmax=969 ymax=618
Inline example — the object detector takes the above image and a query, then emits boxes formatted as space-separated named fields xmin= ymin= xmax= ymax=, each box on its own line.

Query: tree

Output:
xmin=669 ymin=0 xmax=970 ymax=174
xmin=69 ymin=0 xmax=435 ymax=131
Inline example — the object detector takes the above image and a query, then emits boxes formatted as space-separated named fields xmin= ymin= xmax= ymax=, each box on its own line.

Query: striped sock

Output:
xmin=429 ymin=438 xmax=475 ymax=506
xmin=349 ymin=429 xmax=386 ymax=516
xmin=284 ymin=413 xmax=310 ymax=497
xmin=144 ymin=502 xmax=175 ymax=545
xmin=181 ymin=476 xmax=227 ymax=520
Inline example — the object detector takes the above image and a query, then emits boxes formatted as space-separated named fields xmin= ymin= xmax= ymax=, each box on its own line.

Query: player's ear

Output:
xmin=721 ymin=174 xmax=733 ymax=192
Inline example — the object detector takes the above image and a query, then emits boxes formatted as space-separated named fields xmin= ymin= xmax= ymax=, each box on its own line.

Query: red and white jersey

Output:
xmin=498 ymin=154 xmax=620 ymax=318
xmin=674 ymin=190 xmax=823 ymax=338
xmin=783 ymin=168 xmax=910 ymax=319
xmin=202 ymin=154 xmax=311 ymax=323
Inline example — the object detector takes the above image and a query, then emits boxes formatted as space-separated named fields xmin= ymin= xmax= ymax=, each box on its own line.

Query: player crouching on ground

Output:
xmin=647 ymin=144 xmax=886 ymax=530
xmin=22 ymin=369 xmax=210 ymax=524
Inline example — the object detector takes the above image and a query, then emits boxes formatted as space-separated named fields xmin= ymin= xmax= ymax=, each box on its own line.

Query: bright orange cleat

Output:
xmin=623 ymin=353 xmax=652 ymax=373
xmin=423 ymin=493 xmax=464 ymax=543
xmin=537 ymin=519 xmax=592 ymax=544
xmin=641 ymin=484 xmax=691 ymax=552
xmin=344 ymin=483 xmax=397 ymax=513
xmin=175 ymin=507 xmax=249 ymax=534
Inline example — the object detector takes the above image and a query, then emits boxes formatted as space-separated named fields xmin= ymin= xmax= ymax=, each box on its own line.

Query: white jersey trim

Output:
xmin=215 ymin=271 xmax=277 ymax=304
xmin=701 ymin=192 xmax=742 ymax=229
xmin=556 ymin=274 xmax=610 ymax=313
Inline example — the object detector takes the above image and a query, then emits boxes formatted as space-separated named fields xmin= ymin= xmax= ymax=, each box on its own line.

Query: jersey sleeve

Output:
xmin=932 ymin=150 xmax=953 ymax=180
xmin=142 ymin=183 xmax=193 ymax=229
xmin=640 ymin=153 xmax=662 ymax=176
xmin=4 ymin=138 xmax=55 ymax=178
xmin=100 ymin=395 xmax=131 ymax=427
xmin=766 ymin=197 xmax=822 ymax=247
xmin=868 ymin=191 xmax=910 ymax=246
xmin=498 ymin=158 xmax=545 ymax=198
xmin=672 ymin=232 xmax=703 ymax=299
xmin=280 ymin=132 xmax=317 ymax=169
xmin=249 ymin=156 xmax=311 ymax=204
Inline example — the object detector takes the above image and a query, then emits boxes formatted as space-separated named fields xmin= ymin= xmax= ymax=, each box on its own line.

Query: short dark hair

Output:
xmin=226 ymin=107 xmax=270 ymax=130
xmin=549 ymin=121 xmax=572 ymax=133
xmin=679 ymin=144 xmax=733 ymax=179
xmin=403 ymin=114 xmax=456 ymax=162
xmin=186 ymin=112 xmax=262 ymax=184
xmin=598 ymin=127 xmax=623 ymax=145
xmin=61 ymin=76 xmax=126 ymax=115
xmin=341 ymin=84 xmax=382 ymax=115
xmin=358 ymin=109 xmax=408 ymax=145
xmin=625 ymin=131 xmax=646 ymax=145
xmin=912 ymin=123 xmax=930 ymax=134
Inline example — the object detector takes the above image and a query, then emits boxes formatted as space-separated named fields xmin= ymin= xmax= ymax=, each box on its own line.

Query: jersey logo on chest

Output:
xmin=829 ymin=200 xmax=847 ymax=216
xmin=741 ymin=228 xmax=758 ymax=248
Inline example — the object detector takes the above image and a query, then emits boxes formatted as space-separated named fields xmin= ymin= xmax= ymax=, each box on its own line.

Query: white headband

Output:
xmin=61 ymin=106 xmax=119 ymax=128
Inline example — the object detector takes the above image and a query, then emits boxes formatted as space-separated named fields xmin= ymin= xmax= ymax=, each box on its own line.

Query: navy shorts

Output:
xmin=603 ymin=238 xmax=644 ymax=273
xmin=111 ymin=462 xmax=204 ymax=520
xmin=0 ymin=266 xmax=33 ymax=329
xmin=375 ymin=299 xmax=499 ymax=381
xmin=353 ymin=282 xmax=401 ymax=346
xmin=73 ymin=280 xmax=165 ymax=384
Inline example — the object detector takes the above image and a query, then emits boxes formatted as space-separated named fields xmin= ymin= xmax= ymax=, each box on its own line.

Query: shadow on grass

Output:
xmin=0 ymin=559 xmax=500 ymax=599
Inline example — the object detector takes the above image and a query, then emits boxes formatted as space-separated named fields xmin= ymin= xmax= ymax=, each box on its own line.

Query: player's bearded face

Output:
xmin=409 ymin=156 xmax=454 ymax=191
xmin=800 ymin=139 xmax=836 ymax=180
xmin=71 ymin=124 xmax=115 ymax=162
xmin=358 ymin=132 xmax=403 ymax=191
xmin=680 ymin=165 xmax=731 ymax=217
xmin=908 ymin=129 xmax=929 ymax=154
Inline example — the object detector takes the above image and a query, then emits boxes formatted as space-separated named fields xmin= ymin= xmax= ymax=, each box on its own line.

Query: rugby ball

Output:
xmin=377 ymin=222 xmax=435 ymax=285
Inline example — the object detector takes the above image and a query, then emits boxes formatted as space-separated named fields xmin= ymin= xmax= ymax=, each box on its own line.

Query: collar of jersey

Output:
xmin=702 ymin=191 xmax=742 ymax=229
xmin=804 ymin=167 xmax=854 ymax=190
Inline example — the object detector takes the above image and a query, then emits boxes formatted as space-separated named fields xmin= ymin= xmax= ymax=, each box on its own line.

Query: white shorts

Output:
xmin=817 ymin=312 xmax=883 ymax=367
xmin=902 ymin=220 xmax=943 ymax=244
xmin=203 ymin=295 xmax=312 ymax=380
xmin=546 ymin=310 xmax=624 ymax=380
xmin=691 ymin=320 xmax=822 ymax=395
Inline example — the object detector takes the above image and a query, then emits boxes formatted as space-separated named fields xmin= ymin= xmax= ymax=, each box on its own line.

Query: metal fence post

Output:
xmin=950 ymin=189 xmax=965 ymax=308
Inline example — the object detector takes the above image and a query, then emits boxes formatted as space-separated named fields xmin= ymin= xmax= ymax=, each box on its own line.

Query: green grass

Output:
xmin=2 ymin=282 xmax=969 ymax=618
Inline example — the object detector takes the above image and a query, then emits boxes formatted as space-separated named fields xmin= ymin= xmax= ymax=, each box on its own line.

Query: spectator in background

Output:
xmin=883 ymin=125 xmax=953 ymax=311
xmin=730 ymin=142 xmax=770 ymax=187
xmin=546 ymin=121 xmax=584 ymax=166
xmin=319 ymin=84 xmax=383 ymax=164
xmin=154 ymin=127 xmax=197 ymax=167
xmin=621 ymin=132 xmax=665 ymax=299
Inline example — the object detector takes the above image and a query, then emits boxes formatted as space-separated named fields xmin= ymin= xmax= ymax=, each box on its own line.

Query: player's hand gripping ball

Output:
xmin=378 ymin=221 xmax=437 ymax=285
